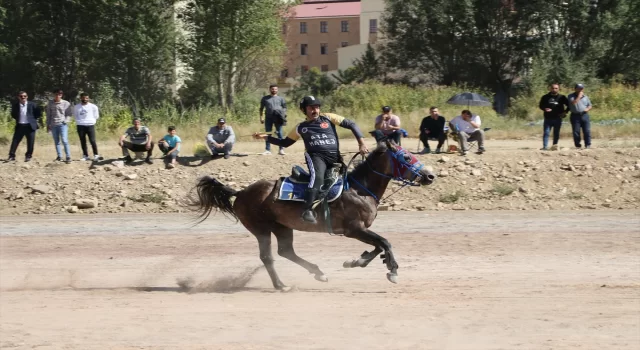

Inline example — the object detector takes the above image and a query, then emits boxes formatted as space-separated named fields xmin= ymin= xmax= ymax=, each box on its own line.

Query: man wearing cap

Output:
xmin=45 ymin=88 xmax=73 ymax=163
xmin=374 ymin=106 xmax=402 ymax=144
xmin=118 ymin=118 xmax=154 ymax=164
xmin=206 ymin=118 xmax=236 ymax=159
xmin=567 ymin=84 xmax=593 ymax=149
xmin=253 ymin=96 xmax=368 ymax=224
xmin=259 ymin=84 xmax=287 ymax=155
xmin=539 ymin=83 xmax=569 ymax=151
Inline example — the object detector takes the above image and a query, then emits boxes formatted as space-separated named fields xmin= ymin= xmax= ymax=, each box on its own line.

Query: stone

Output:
xmin=103 ymin=165 xmax=113 ymax=172
xmin=73 ymin=190 xmax=82 ymax=196
xmin=439 ymin=170 xmax=449 ymax=177
xmin=378 ymin=205 xmax=390 ymax=211
xmin=243 ymin=161 xmax=251 ymax=166
xmin=124 ymin=174 xmax=138 ymax=180
xmin=66 ymin=206 xmax=79 ymax=213
xmin=112 ymin=160 xmax=125 ymax=169
xmin=115 ymin=171 xmax=125 ymax=177
xmin=74 ymin=198 xmax=98 ymax=209
xmin=518 ymin=186 xmax=528 ymax=193
xmin=438 ymin=156 xmax=450 ymax=163
xmin=31 ymin=185 xmax=53 ymax=194
xmin=151 ymin=184 xmax=162 ymax=189
xmin=471 ymin=169 xmax=482 ymax=176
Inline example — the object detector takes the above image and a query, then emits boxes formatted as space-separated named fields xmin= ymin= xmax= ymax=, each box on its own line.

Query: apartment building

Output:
xmin=279 ymin=0 xmax=361 ymax=82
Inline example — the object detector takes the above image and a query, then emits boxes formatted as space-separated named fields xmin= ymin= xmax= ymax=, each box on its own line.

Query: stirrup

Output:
xmin=301 ymin=210 xmax=317 ymax=223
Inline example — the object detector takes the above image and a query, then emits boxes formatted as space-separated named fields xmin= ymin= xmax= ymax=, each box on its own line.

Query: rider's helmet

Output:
xmin=299 ymin=95 xmax=322 ymax=113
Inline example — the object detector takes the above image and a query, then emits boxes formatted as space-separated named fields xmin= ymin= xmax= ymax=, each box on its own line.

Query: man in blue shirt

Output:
xmin=158 ymin=126 xmax=181 ymax=168
xmin=567 ymin=84 xmax=593 ymax=149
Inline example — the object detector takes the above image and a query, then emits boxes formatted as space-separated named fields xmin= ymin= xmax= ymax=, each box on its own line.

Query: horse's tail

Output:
xmin=194 ymin=176 xmax=239 ymax=223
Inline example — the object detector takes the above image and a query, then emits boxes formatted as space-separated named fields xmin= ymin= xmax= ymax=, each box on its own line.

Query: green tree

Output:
xmin=288 ymin=67 xmax=336 ymax=104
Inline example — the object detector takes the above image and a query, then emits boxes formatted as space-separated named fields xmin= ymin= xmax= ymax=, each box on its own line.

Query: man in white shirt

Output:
xmin=449 ymin=109 xmax=485 ymax=155
xmin=74 ymin=93 xmax=102 ymax=161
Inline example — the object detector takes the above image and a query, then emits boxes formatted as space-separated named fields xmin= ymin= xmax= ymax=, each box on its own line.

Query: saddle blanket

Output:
xmin=277 ymin=177 xmax=344 ymax=203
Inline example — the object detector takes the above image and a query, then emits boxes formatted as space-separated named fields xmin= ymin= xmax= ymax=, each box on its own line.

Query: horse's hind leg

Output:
xmin=251 ymin=229 xmax=288 ymax=290
xmin=344 ymin=228 xmax=399 ymax=284
xmin=273 ymin=223 xmax=328 ymax=282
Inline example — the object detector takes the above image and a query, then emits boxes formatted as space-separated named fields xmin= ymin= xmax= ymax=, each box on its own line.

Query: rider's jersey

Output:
xmin=286 ymin=113 xmax=344 ymax=154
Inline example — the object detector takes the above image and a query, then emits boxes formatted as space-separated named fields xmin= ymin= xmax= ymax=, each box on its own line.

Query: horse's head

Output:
xmin=368 ymin=131 xmax=436 ymax=186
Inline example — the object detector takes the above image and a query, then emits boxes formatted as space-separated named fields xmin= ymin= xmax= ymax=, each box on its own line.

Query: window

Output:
xmin=369 ymin=19 xmax=378 ymax=33
xmin=300 ymin=43 xmax=307 ymax=55
xmin=301 ymin=65 xmax=309 ymax=74
xmin=341 ymin=41 xmax=348 ymax=47
xmin=341 ymin=20 xmax=349 ymax=32
xmin=300 ymin=22 xmax=307 ymax=34
xmin=320 ymin=43 xmax=328 ymax=55
xmin=320 ymin=21 xmax=328 ymax=33
xmin=321 ymin=65 xmax=329 ymax=72
xmin=280 ymin=69 xmax=288 ymax=78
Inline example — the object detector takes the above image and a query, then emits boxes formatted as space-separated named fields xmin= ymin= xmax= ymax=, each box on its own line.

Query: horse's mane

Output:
xmin=347 ymin=142 xmax=387 ymax=177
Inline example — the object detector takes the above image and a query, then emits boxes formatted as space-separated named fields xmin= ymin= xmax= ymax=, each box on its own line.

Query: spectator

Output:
xmin=157 ymin=126 xmax=181 ymax=168
xmin=8 ymin=91 xmax=42 ymax=162
xmin=539 ymin=83 xmax=569 ymax=151
xmin=45 ymin=88 xmax=73 ymax=163
xmin=374 ymin=106 xmax=402 ymax=144
xmin=567 ymin=83 xmax=593 ymax=149
xmin=419 ymin=106 xmax=446 ymax=154
xmin=206 ymin=118 xmax=235 ymax=159
xmin=259 ymin=84 xmax=287 ymax=155
xmin=119 ymin=118 xmax=154 ymax=164
xmin=449 ymin=109 xmax=485 ymax=155
xmin=74 ymin=92 xmax=102 ymax=161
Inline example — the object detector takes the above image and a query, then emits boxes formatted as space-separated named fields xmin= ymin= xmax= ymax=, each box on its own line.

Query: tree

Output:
xmin=288 ymin=67 xmax=336 ymax=104
xmin=178 ymin=0 xmax=288 ymax=110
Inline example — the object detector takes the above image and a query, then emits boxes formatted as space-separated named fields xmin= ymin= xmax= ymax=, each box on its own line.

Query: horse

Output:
xmin=193 ymin=135 xmax=436 ymax=290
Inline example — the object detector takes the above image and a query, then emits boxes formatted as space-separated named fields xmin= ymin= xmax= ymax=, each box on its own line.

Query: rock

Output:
xmin=438 ymin=156 xmax=450 ymax=163
xmin=73 ymin=190 xmax=82 ymax=196
xmin=31 ymin=185 xmax=53 ymax=194
xmin=439 ymin=170 xmax=449 ymax=177
xmin=74 ymin=198 xmax=98 ymax=209
xmin=115 ymin=171 xmax=125 ymax=177
xmin=580 ymin=204 xmax=597 ymax=210
xmin=513 ymin=176 xmax=524 ymax=181
xmin=103 ymin=165 xmax=113 ymax=172
xmin=124 ymin=174 xmax=138 ymax=180
xmin=161 ymin=200 xmax=172 ymax=207
xmin=151 ymin=184 xmax=162 ymax=189
xmin=66 ymin=206 xmax=79 ymax=213
xmin=9 ymin=191 xmax=24 ymax=201
xmin=456 ymin=165 xmax=466 ymax=172
xmin=378 ymin=205 xmax=390 ymax=211
xmin=243 ymin=161 xmax=251 ymax=166
xmin=227 ymin=182 xmax=237 ymax=186
xmin=518 ymin=186 xmax=528 ymax=193
xmin=120 ymin=201 xmax=130 ymax=207
xmin=112 ymin=161 xmax=125 ymax=169
xmin=415 ymin=205 xmax=427 ymax=211
xmin=471 ymin=169 xmax=482 ymax=176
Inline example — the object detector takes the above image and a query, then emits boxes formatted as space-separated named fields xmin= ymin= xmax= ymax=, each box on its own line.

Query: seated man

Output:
xmin=157 ymin=125 xmax=181 ymax=168
xmin=419 ymin=106 xmax=446 ymax=154
xmin=206 ymin=118 xmax=235 ymax=159
xmin=119 ymin=117 xmax=154 ymax=164
xmin=374 ymin=106 xmax=402 ymax=144
xmin=449 ymin=109 xmax=485 ymax=155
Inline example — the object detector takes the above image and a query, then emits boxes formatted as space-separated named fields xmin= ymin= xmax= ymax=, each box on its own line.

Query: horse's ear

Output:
xmin=385 ymin=138 xmax=397 ymax=151
xmin=369 ymin=130 xmax=387 ymax=148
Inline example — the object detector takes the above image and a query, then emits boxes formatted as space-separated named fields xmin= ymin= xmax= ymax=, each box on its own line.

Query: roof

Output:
xmin=293 ymin=1 xmax=361 ymax=18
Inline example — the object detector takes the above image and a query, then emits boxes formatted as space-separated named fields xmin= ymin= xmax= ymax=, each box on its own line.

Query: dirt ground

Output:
xmin=1 ymin=138 xmax=639 ymax=215
xmin=1 ymin=211 xmax=639 ymax=350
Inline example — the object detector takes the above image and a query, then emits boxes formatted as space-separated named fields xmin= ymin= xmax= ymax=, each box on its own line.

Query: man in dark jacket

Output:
xmin=539 ymin=83 xmax=569 ymax=151
xmin=419 ymin=106 xmax=446 ymax=154
xmin=8 ymin=91 xmax=42 ymax=162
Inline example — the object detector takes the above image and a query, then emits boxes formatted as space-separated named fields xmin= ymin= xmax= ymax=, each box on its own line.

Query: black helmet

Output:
xmin=299 ymin=95 xmax=322 ymax=112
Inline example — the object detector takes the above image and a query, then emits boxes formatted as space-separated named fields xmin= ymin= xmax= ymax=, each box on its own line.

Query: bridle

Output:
xmin=345 ymin=146 xmax=425 ymax=203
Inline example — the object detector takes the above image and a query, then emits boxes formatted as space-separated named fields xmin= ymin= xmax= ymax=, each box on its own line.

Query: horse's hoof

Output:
xmin=280 ymin=286 xmax=292 ymax=292
xmin=386 ymin=273 xmax=398 ymax=284
xmin=314 ymin=274 xmax=328 ymax=282
xmin=343 ymin=260 xmax=355 ymax=268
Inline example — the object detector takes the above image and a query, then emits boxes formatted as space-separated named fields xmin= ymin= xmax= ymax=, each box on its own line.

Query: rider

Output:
xmin=254 ymin=96 xmax=369 ymax=224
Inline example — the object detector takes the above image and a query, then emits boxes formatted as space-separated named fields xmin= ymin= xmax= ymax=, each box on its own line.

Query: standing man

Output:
xmin=419 ymin=106 xmax=446 ymax=154
xmin=539 ymin=83 xmax=569 ymax=151
xmin=567 ymin=83 xmax=593 ymax=149
xmin=206 ymin=118 xmax=236 ymax=159
xmin=119 ymin=118 xmax=154 ymax=164
xmin=8 ymin=91 xmax=42 ymax=162
xmin=374 ymin=106 xmax=402 ymax=144
xmin=259 ymin=84 xmax=287 ymax=155
xmin=449 ymin=110 xmax=485 ymax=155
xmin=74 ymin=92 xmax=102 ymax=161
xmin=46 ymin=89 xmax=73 ymax=163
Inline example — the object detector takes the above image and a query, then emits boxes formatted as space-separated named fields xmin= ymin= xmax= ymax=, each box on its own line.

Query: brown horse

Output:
xmin=194 ymin=136 xmax=436 ymax=290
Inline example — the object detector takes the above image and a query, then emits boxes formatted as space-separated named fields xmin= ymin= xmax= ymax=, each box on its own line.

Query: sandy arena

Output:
xmin=1 ymin=211 xmax=638 ymax=349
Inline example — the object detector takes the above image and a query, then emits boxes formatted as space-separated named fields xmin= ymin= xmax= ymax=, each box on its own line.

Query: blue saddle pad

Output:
xmin=277 ymin=177 xmax=344 ymax=203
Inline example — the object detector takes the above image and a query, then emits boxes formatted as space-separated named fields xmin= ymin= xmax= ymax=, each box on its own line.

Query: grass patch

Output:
xmin=492 ymin=183 xmax=516 ymax=196
xmin=128 ymin=192 xmax=166 ymax=204
xmin=193 ymin=142 xmax=211 ymax=157
xmin=439 ymin=190 xmax=465 ymax=203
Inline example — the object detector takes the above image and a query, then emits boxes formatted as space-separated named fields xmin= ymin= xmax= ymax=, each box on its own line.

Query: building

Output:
xmin=337 ymin=0 xmax=384 ymax=72
xmin=279 ymin=0 xmax=361 ymax=85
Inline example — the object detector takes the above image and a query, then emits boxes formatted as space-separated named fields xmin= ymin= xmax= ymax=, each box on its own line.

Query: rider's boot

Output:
xmin=301 ymin=188 xmax=318 ymax=224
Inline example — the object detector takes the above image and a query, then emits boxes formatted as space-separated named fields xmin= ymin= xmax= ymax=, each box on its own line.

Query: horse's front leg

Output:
xmin=343 ymin=247 xmax=382 ymax=268
xmin=343 ymin=228 xmax=399 ymax=284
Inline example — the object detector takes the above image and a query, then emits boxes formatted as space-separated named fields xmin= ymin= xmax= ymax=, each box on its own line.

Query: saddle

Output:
xmin=276 ymin=163 xmax=344 ymax=203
